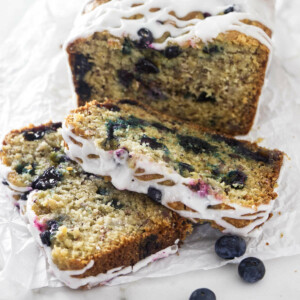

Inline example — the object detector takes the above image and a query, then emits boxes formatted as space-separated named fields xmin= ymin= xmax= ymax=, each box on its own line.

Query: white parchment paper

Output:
xmin=0 ymin=0 xmax=300 ymax=295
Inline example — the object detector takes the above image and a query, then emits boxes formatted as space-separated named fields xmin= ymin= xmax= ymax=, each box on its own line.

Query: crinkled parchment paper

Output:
xmin=0 ymin=0 xmax=300 ymax=296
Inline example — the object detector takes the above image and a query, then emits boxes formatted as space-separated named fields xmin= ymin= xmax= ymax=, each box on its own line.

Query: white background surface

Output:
xmin=0 ymin=1 xmax=300 ymax=299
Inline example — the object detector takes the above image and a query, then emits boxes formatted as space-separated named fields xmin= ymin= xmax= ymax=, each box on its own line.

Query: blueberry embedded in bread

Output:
xmin=63 ymin=100 xmax=284 ymax=236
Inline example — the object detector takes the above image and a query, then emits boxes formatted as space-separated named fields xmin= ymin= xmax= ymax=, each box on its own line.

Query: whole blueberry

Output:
xmin=189 ymin=288 xmax=216 ymax=300
xmin=40 ymin=231 xmax=51 ymax=247
xmin=31 ymin=167 xmax=62 ymax=190
xmin=238 ymin=257 xmax=265 ymax=283
xmin=215 ymin=235 xmax=246 ymax=259
xmin=164 ymin=46 xmax=182 ymax=59
xmin=135 ymin=58 xmax=159 ymax=74
xmin=147 ymin=187 xmax=162 ymax=203
xmin=137 ymin=28 xmax=153 ymax=48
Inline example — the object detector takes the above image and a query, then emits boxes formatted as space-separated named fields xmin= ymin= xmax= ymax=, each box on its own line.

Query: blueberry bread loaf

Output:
xmin=0 ymin=122 xmax=191 ymax=289
xmin=63 ymin=100 xmax=283 ymax=236
xmin=66 ymin=0 xmax=273 ymax=135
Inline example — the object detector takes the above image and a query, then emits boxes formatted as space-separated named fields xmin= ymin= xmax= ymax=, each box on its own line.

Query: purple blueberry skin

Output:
xmin=238 ymin=257 xmax=266 ymax=283
xmin=189 ymin=288 xmax=216 ymax=300
xmin=215 ymin=235 xmax=246 ymax=259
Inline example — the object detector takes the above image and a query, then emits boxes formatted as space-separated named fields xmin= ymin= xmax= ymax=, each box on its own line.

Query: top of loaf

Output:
xmin=66 ymin=0 xmax=274 ymax=50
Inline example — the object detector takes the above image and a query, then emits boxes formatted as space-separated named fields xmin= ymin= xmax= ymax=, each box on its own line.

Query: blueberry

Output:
xmin=141 ymin=135 xmax=165 ymax=150
xmin=135 ymin=58 xmax=159 ymax=74
xmin=2 ymin=180 xmax=9 ymax=186
xmin=215 ymin=235 xmax=246 ymax=259
xmin=224 ymin=6 xmax=234 ymax=14
xmin=31 ymin=167 xmax=62 ymax=190
xmin=15 ymin=163 xmax=35 ymax=175
xmin=136 ymin=28 xmax=153 ymax=48
xmin=189 ymin=288 xmax=216 ymax=300
xmin=164 ymin=46 xmax=182 ymax=59
xmin=203 ymin=45 xmax=223 ymax=54
xmin=40 ymin=231 xmax=51 ymax=247
xmin=76 ymin=80 xmax=91 ymax=101
xmin=122 ymin=38 xmax=133 ymax=54
xmin=178 ymin=162 xmax=195 ymax=176
xmin=73 ymin=54 xmax=93 ymax=81
xmin=147 ymin=187 xmax=162 ymax=203
xmin=178 ymin=135 xmax=217 ymax=154
xmin=23 ymin=130 xmax=45 ymax=141
xmin=197 ymin=92 xmax=216 ymax=103
xmin=238 ymin=257 xmax=265 ymax=283
xmin=146 ymin=85 xmax=166 ymax=100
xmin=20 ymin=191 xmax=30 ymax=201
xmin=117 ymin=69 xmax=135 ymax=88
xmin=222 ymin=170 xmax=247 ymax=189
xmin=96 ymin=187 xmax=109 ymax=195
xmin=46 ymin=220 xmax=59 ymax=231
xmin=109 ymin=198 xmax=124 ymax=209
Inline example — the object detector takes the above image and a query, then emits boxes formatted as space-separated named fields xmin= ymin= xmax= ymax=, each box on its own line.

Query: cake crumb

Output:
xmin=266 ymin=242 xmax=269 ymax=246
xmin=278 ymin=211 xmax=281 ymax=215
xmin=280 ymin=233 xmax=284 ymax=238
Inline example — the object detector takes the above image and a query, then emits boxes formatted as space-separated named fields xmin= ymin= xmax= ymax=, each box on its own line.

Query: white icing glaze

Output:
xmin=63 ymin=123 xmax=276 ymax=237
xmin=66 ymin=0 xmax=273 ymax=51
xmin=26 ymin=192 xmax=179 ymax=289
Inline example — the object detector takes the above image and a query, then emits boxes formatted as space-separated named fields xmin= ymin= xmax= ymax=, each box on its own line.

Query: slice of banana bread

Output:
xmin=0 ymin=122 xmax=191 ymax=289
xmin=66 ymin=0 xmax=273 ymax=135
xmin=63 ymin=99 xmax=283 ymax=236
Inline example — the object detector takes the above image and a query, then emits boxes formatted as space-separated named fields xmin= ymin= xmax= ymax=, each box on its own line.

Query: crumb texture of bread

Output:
xmin=66 ymin=0 xmax=272 ymax=135
xmin=0 ymin=123 xmax=191 ymax=280
xmin=64 ymin=100 xmax=283 ymax=235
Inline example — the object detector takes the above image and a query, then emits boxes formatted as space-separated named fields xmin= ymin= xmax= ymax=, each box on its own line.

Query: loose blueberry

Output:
xmin=136 ymin=28 xmax=153 ymax=48
xmin=40 ymin=231 xmax=51 ymax=247
xmin=73 ymin=54 xmax=93 ymax=81
xmin=215 ymin=235 xmax=246 ymax=259
xmin=189 ymin=288 xmax=216 ymax=300
xmin=238 ymin=257 xmax=265 ymax=283
xmin=222 ymin=170 xmax=247 ymax=189
xmin=31 ymin=167 xmax=62 ymax=190
xmin=224 ymin=6 xmax=235 ymax=14
xmin=135 ymin=58 xmax=159 ymax=74
xmin=197 ymin=92 xmax=216 ymax=103
xmin=117 ymin=69 xmax=135 ymax=88
xmin=164 ymin=46 xmax=182 ymax=59
xmin=76 ymin=80 xmax=91 ymax=101
xmin=147 ymin=187 xmax=162 ymax=203
xmin=178 ymin=135 xmax=217 ymax=154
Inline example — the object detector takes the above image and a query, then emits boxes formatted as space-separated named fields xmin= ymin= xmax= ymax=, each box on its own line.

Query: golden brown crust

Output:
xmin=70 ymin=215 xmax=191 ymax=277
